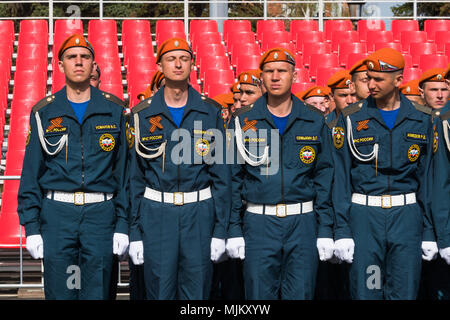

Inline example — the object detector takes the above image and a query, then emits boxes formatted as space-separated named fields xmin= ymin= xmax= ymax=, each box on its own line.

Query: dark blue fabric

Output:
xmin=271 ymin=113 xmax=290 ymax=135
xmin=167 ymin=106 xmax=185 ymax=127
xmin=379 ymin=107 xmax=400 ymax=130
xmin=69 ymin=100 xmax=89 ymax=124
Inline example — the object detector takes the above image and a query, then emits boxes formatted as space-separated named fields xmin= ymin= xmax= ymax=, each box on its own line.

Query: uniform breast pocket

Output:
xmin=290 ymin=135 xmax=321 ymax=168
xmin=402 ymin=133 xmax=428 ymax=165
xmin=94 ymin=125 xmax=121 ymax=153
xmin=352 ymin=135 xmax=378 ymax=160
xmin=43 ymin=128 xmax=69 ymax=157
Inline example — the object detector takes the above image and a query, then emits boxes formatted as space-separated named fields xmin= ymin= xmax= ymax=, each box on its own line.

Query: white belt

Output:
xmin=351 ymin=193 xmax=416 ymax=209
xmin=144 ymin=186 xmax=212 ymax=206
xmin=47 ymin=191 xmax=113 ymax=206
xmin=246 ymin=201 xmax=314 ymax=218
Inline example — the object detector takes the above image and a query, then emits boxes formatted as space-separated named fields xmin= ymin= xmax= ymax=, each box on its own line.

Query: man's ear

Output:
xmin=393 ymin=73 xmax=403 ymax=87
xmin=157 ymin=62 xmax=163 ymax=74
xmin=418 ymin=86 xmax=425 ymax=99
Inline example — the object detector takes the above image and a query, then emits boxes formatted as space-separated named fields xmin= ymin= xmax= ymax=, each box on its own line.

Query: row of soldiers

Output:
xmin=17 ymin=33 xmax=449 ymax=300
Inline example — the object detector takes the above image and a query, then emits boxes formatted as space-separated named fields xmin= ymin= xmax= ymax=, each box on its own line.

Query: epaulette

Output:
xmin=102 ymin=91 xmax=126 ymax=108
xmin=440 ymin=109 xmax=450 ymax=121
xmin=131 ymin=98 xmax=152 ymax=114
xmin=342 ymin=101 xmax=364 ymax=117
xmin=201 ymin=95 xmax=222 ymax=110
xmin=232 ymin=104 xmax=253 ymax=118
xmin=411 ymin=102 xmax=432 ymax=115
xmin=32 ymin=94 xmax=55 ymax=113
xmin=327 ymin=118 xmax=339 ymax=130
xmin=304 ymin=103 xmax=325 ymax=117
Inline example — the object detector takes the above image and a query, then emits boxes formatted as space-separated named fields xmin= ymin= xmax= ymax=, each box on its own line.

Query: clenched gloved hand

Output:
xmin=317 ymin=238 xmax=335 ymax=261
xmin=334 ymin=238 xmax=355 ymax=263
xmin=439 ymin=247 xmax=450 ymax=264
xmin=26 ymin=234 xmax=44 ymax=259
xmin=421 ymin=241 xmax=438 ymax=261
xmin=210 ymin=238 xmax=226 ymax=262
xmin=113 ymin=233 xmax=129 ymax=257
xmin=129 ymin=241 xmax=144 ymax=265
xmin=226 ymin=237 xmax=245 ymax=260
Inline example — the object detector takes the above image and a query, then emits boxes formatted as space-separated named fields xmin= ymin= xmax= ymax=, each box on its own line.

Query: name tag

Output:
xmin=406 ymin=132 xmax=427 ymax=141
xmin=141 ymin=134 xmax=164 ymax=145
xmin=95 ymin=124 xmax=119 ymax=132
xmin=295 ymin=135 xmax=320 ymax=143
xmin=45 ymin=127 xmax=68 ymax=136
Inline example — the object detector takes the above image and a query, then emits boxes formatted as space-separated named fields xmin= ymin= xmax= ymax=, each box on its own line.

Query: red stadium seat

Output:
xmin=122 ymin=19 xmax=150 ymax=40
xmin=155 ymin=20 xmax=185 ymax=42
xmin=235 ymin=55 xmax=260 ymax=76
xmin=295 ymin=68 xmax=310 ymax=83
xmin=18 ymin=31 xmax=48 ymax=45
xmin=12 ymin=83 xmax=47 ymax=105
xmin=0 ymin=20 xmax=15 ymax=43
xmin=391 ymin=19 xmax=419 ymax=41
xmin=257 ymin=20 xmax=285 ymax=42
xmin=88 ymin=19 xmax=117 ymax=35
xmin=403 ymin=54 xmax=413 ymax=69
xmin=190 ymin=70 xmax=199 ymax=85
xmin=227 ymin=31 xmax=257 ymax=55
xmin=0 ymin=180 xmax=25 ymax=248
xmin=204 ymin=69 xmax=235 ymax=92
xmin=124 ymin=44 xmax=155 ymax=68
xmin=424 ymin=19 xmax=450 ymax=41
xmin=16 ymin=43 xmax=48 ymax=63
xmin=190 ymin=20 xmax=218 ymax=41
xmin=400 ymin=31 xmax=428 ymax=53
xmin=357 ymin=19 xmax=385 ymax=42
xmin=294 ymin=54 xmax=304 ymax=69
xmin=20 ymin=19 xmax=48 ymax=34
xmin=52 ymin=69 xmax=66 ymax=93
xmin=446 ymin=43 xmax=450 ymax=58
xmin=330 ymin=30 xmax=359 ymax=53
xmin=231 ymin=43 xmax=260 ymax=68
xmin=291 ymin=82 xmax=314 ymax=95
xmin=373 ymin=42 xmax=403 ymax=52
xmin=295 ymin=30 xmax=325 ymax=53
xmin=366 ymin=30 xmax=394 ymax=52
xmin=156 ymin=30 xmax=187 ymax=47
xmin=309 ymin=53 xmax=339 ymax=79
xmin=324 ymin=19 xmax=352 ymax=41
xmin=261 ymin=31 xmax=290 ymax=51
xmin=54 ymin=19 xmax=83 ymax=36
xmin=191 ymin=32 xmax=222 ymax=55
xmin=290 ymin=20 xmax=319 ymax=42
xmin=346 ymin=53 xmax=368 ymax=71
xmin=207 ymin=83 xmax=232 ymax=98
xmin=200 ymin=56 xmax=231 ymax=82
xmin=402 ymin=68 xmax=422 ymax=83
xmin=409 ymin=42 xmax=437 ymax=67
xmin=419 ymin=54 xmax=449 ymax=71
xmin=223 ymin=20 xmax=252 ymax=44
xmin=196 ymin=43 xmax=227 ymax=69
xmin=434 ymin=31 xmax=450 ymax=53
xmin=338 ymin=42 xmax=367 ymax=67
xmin=316 ymin=67 xmax=344 ymax=87
xmin=100 ymin=83 xmax=124 ymax=100
xmin=302 ymin=42 xmax=332 ymax=67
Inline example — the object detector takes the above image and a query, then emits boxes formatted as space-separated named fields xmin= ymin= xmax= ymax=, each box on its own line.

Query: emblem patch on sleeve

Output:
xmin=126 ymin=122 xmax=135 ymax=149
xmin=433 ymin=128 xmax=438 ymax=154
xmin=99 ymin=133 xmax=115 ymax=152
xmin=332 ymin=127 xmax=345 ymax=149
xmin=408 ymin=144 xmax=420 ymax=162
xmin=299 ymin=146 xmax=316 ymax=164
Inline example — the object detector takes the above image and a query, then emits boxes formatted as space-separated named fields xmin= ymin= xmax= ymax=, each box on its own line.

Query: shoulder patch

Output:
xmin=327 ymin=118 xmax=339 ymax=130
xmin=131 ymin=98 xmax=152 ymax=114
xmin=32 ymin=94 xmax=55 ymax=113
xmin=412 ymin=102 xmax=432 ymax=115
xmin=342 ymin=101 xmax=364 ymax=117
xmin=232 ymin=104 xmax=253 ymax=118
xmin=441 ymin=109 xmax=450 ymax=121
xmin=304 ymin=103 xmax=325 ymax=117
xmin=102 ymin=91 xmax=126 ymax=108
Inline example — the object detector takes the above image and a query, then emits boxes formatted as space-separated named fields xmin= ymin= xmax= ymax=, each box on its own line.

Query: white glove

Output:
xmin=421 ymin=241 xmax=438 ymax=261
xmin=316 ymin=238 xmax=335 ymax=261
xmin=226 ymin=237 xmax=245 ymax=260
xmin=26 ymin=234 xmax=44 ymax=259
xmin=113 ymin=233 xmax=129 ymax=257
xmin=334 ymin=238 xmax=355 ymax=263
xmin=129 ymin=241 xmax=144 ymax=265
xmin=210 ymin=238 xmax=226 ymax=262
xmin=439 ymin=247 xmax=450 ymax=264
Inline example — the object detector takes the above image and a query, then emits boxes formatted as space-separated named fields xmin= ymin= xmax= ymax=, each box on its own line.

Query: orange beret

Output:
xmin=294 ymin=90 xmax=305 ymax=101
xmin=259 ymin=47 xmax=295 ymax=70
xmin=300 ymin=86 xmax=329 ymax=100
xmin=419 ymin=67 xmax=446 ymax=86
xmin=364 ymin=48 xmax=405 ymax=72
xmin=238 ymin=69 xmax=262 ymax=86
xmin=399 ymin=79 xmax=421 ymax=96
xmin=156 ymin=37 xmax=192 ymax=63
xmin=349 ymin=58 xmax=368 ymax=75
xmin=151 ymin=71 xmax=165 ymax=90
xmin=230 ymin=82 xmax=240 ymax=94
xmin=327 ymin=70 xmax=352 ymax=89
xmin=137 ymin=85 xmax=153 ymax=101
xmin=443 ymin=63 xmax=449 ymax=80
xmin=213 ymin=93 xmax=234 ymax=109
xmin=58 ymin=34 xmax=95 ymax=60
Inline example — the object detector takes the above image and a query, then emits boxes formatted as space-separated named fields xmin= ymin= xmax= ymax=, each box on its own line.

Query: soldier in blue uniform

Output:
xmin=18 ymin=34 xmax=129 ymax=300
xmin=228 ymin=47 xmax=335 ymax=299
xmin=332 ymin=48 xmax=438 ymax=299
xmin=326 ymin=69 xmax=356 ymax=127
xmin=127 ymin=38 xmax=230 ymax=300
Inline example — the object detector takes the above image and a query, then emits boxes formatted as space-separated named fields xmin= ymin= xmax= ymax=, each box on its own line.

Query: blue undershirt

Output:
xmin=168 ymin=106 xmax=185 ymax=127
xmin=69 ymin=100 xmax=89 ymax=124
xmin=271 ymin=113 xmax=290 ymax=135
xmin=379 ymin=108 xmax=400 ymax=130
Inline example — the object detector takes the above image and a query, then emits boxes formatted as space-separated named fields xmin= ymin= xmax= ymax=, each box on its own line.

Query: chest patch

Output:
xmin=99 ymin=133 xmax=115 ymax=152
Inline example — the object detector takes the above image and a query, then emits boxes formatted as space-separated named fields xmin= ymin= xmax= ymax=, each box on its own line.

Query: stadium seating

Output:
xmin=403 ymin=67 xmax=422 ymax=83
xmin=291 ymin=82 xmax=314 ymax=94
xmin=357 ymin=19 xmax=385 ymax=42
xmin=331 ymin=30 xmax=359 ymax=53
xmin=391 ymin=19 xmax=419 ymax=41
xmin=316 ymin=67 xmax=344 ymax=86
xmin=257 ymin=20 xmax=285 ymax=42
xmin=424 ymin=19 xmax=450 ymax=41
xmin=302 ymin=42 xmax=332 ymax=67
xmin=434 ymin=31 xmax=450 ymax=53
xmin=223 ymin=20 xmax=252 ymax=44
xmin=409 ymin=42 xmax=437 ymax=67
xmin=324 ymin=19 xmax=352 ymax=41
xmin=295 ymin=30 xmax=325 ymax=53
xmin=338 ymin=42 xmax=367 ymax=68
xmin=309 ymin=53 xmax=339 ymax=79
xmin=366 ymin=30 xmax=394 ymax=52
xmin=290 ymin=20 xmax=319 ymax=43
xmin=400 ymin=30 xmax=428 ymax=53
xmin=419 ymin=54 xmax=449 ymax=71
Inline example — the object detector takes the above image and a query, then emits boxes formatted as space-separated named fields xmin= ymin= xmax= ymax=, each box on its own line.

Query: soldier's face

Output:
xmin=305 ymin=96 xmax=328 ymax=113
xmin=158 ymin=50 xmax=193 ymax=83
xmin=239 ymin=83 xmax=262 ymax=107
xmin=261 ymin=61 xmax=296 ymax=97
xmin=420 ymin=82 xmax=449 ymax=109
xmin=232 ymin=92 xmax=241 ymax=111
xmin=89 ymin=65 xmax=100 ymax=88
xmin=367 ymin=70 xmax=403 ymax=100
xmin=333 ymin=88 xmax=357 ymax=112
xmin=59 ymin=47 xmax=94 ymax=85
xmin=352 ymin=71 xmax=370 ymax=101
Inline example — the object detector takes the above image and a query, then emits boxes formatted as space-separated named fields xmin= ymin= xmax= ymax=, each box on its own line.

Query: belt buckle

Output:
xmin=276 ymin=204 xmax=287 ymax=218
xmin=381 ymin=195 xmax=392 ymax=209
xmin=173 ymin=192 xmax=184 ymax=206
xmin=74 ymin=192 xmax=85 ymax=206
